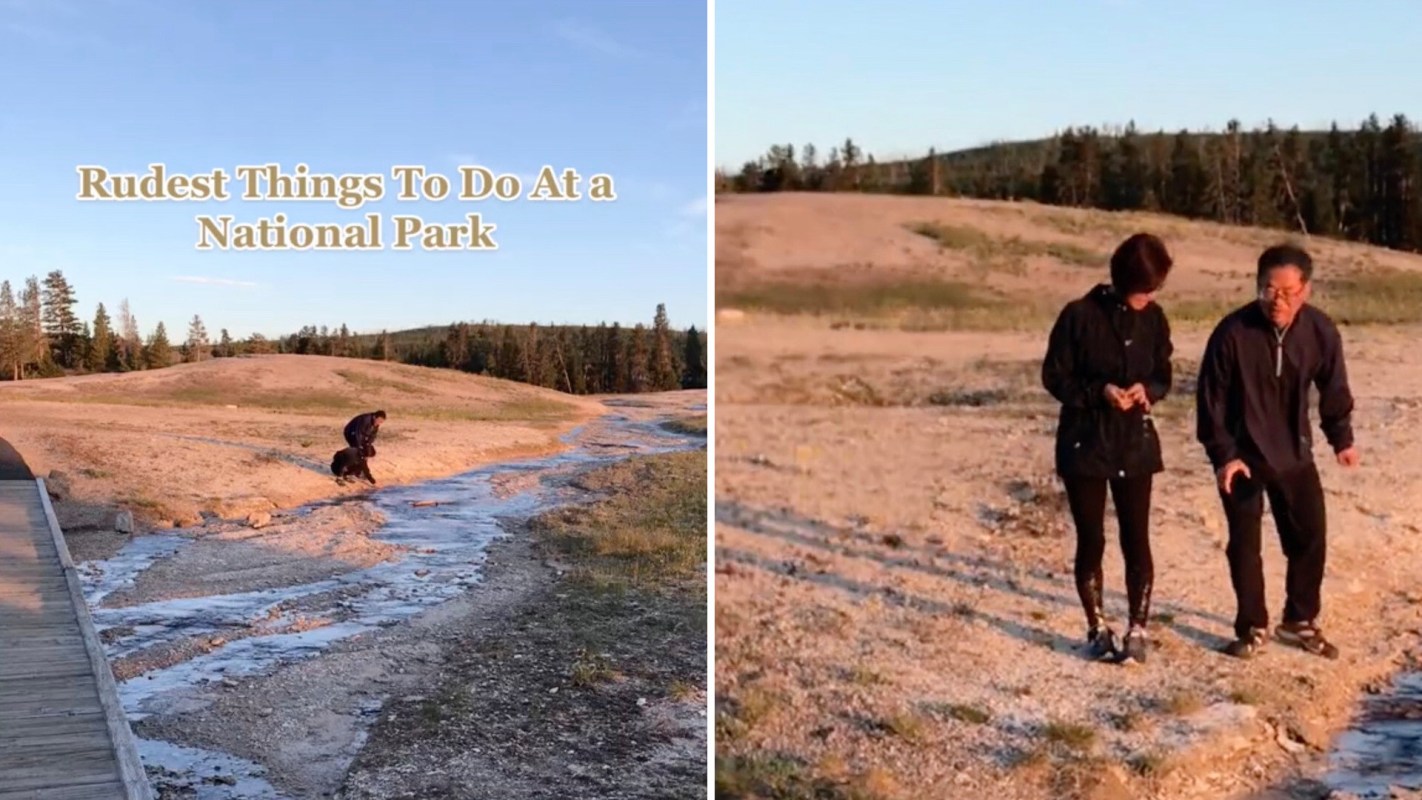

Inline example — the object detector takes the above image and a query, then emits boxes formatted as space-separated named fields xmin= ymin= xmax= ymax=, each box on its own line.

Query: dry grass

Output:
xmin=662 ymin=414 xmax=708 ymax=436
xmin=1161 ymin=690 xmax=1205 ymax=716
xmin=718 ymin=275 xmax=1004 ymax=317
xmin=533 ymin=449 xmax=706 ymax=592
xmin=1041 ymin=721 xmax=1096 ymax=751
xmin=907 ymin=222 xmax=1106 ymax=272
xmin=334 ymin=369 xmax=431 ymax=395
xmin=715 ymin=754 xmax=901 ymax=800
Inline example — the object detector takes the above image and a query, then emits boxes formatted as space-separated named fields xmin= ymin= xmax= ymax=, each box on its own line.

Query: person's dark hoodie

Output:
xmin=1195 ymin=300 xmax=1354 ymax=479
xmin=1042 ymin=284 xmax=1173 ymax=479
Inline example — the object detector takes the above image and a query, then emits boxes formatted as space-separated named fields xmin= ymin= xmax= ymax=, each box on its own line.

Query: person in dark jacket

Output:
xmin=1042 ymin=232 xmax=1175 ymax=665
xmin=344 ymin=410 xmax=386 ymax=459
xmin=1196 ymin=243 xmax=1360 ymax=660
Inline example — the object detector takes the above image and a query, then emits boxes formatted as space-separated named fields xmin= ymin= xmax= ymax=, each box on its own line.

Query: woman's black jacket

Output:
xmin=1041 ymin=284 xmax=1173 ymax=479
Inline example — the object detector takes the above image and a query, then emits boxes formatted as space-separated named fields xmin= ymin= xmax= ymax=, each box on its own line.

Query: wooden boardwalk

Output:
xmin=0 ymin=478 xmax=151 ymax=799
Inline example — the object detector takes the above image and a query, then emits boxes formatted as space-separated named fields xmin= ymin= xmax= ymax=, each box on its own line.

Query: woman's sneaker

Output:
xmin=1122 ymin=628 xmax=1149 ymax=664
xmin=1224 ymin=627 xmax=1268 ymax=659
xmin=1275 ymin=621 xmax=1339 ymax=659
xmin=1087 ymin=626 xmax=1121 ymax=661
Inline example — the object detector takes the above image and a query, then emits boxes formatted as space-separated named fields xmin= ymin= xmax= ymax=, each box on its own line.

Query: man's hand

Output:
xmin=1336 ymin=446 xmax=1361 ymax=467
xmin=1103 ymin=384 xmax=1135 ymax=411
xmin=1217 ymin=459 xmax=1251 ymax=494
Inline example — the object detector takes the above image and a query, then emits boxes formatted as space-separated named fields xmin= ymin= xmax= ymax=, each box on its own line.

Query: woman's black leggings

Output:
xmin=1062 ymin=474 xmax=1154 ymax=631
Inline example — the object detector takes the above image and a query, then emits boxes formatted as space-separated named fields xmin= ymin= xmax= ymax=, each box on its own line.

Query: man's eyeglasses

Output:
xmin=1259 ymin=286 xmax=1305 ymax=303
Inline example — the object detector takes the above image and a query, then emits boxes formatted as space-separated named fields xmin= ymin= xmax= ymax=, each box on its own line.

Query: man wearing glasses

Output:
xmin=1195 ymin=243 xmax=1361 ymax=661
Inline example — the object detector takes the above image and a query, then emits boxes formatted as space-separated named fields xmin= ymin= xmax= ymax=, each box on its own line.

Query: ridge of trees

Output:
xmin=0 ymin=271 xmax=706 ymax=394
xmin=716 ymin=113 xmax=1422 ymax=253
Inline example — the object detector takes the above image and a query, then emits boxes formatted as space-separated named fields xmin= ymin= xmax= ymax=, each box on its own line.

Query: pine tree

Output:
xmin=681 ymin=325 xmax=706 ymax=389
xmin=186 ymin=315 xmax=210 ymax=362
xmin=0 ymin=282 xmax=20 ymax=380
xmin=603 ymin=322 xmax=623 ymax=392
xmin=87 ymin=303 xmax=114 ymax=373
xmin=649 ymin=303 xmax=678 ymax=391
xmin=217 ymin=328 xmax=233 ymax=358
xmin=21 ymin=277 xmax=47 ymax=377
xmin=146 ymin=321 xmax=173 ymax=369
xmin=496 ymin=326 xmax=524 ymax=381
xmin=41 ymin=270 xmax=80 ymax=368
xmin=626 ymin=324 xmax=650 ymax=392
xmin=117 ymin=299 xmax=141 ymax=371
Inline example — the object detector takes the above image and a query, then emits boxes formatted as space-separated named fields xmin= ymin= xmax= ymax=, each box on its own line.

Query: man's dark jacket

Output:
xmin=1042 ymin=284 xmax=1174 ymax=479
xmin=1195 ymin=301 xmax=1354 ymax=478
xmin=344 ymin=412 xmax=382 ymax=455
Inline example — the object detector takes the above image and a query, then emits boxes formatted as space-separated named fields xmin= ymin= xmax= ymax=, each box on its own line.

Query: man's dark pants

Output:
xmin=1219 ymin=461 xmax=1328 ymax=639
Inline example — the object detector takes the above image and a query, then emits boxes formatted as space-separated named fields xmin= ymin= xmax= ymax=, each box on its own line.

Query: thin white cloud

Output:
xmin=667 ymin=99 xmax=705 ymax=131
xmin=680 ymin=196 xmax=708 ymax=217
xmin=552 ymin=19 xmax=643 ymax=60
xmin=172 ymin=275 xmax=262 ymax=289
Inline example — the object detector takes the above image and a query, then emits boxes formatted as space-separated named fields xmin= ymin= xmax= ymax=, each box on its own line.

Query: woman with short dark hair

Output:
xmin=1041 ymin=233 xmax=1175 ymax=665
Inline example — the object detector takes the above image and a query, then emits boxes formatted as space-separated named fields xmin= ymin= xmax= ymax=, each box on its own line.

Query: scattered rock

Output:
xmin=247 ymin=511 xmax=272 ymax=529
xmin=114 ymin=510 xmax=135 ymax=534
xmin=46 ymin=470 xmax=71 ymax=501
xmin=1274 ymin=724 xmax=1306 ymax=754
xmin=1283 ymin=714 xmax=1330 ymax=750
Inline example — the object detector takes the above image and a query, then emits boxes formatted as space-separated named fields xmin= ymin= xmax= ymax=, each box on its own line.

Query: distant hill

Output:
xmin=717 ymin=113 xmax=1422 ymax=256
xmin=0 ymin=270 xmax=706 ymax=398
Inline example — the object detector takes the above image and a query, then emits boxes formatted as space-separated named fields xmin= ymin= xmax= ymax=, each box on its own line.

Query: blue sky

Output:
xmin=0 ymin=0 xmax=707 ymax=340
xmin=716 ymin=0 xmax=1422 ymax=169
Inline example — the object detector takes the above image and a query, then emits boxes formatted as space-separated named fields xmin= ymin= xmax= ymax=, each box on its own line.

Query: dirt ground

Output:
xmin=115 ymin=395 xmax=707 ymax=800
xmin=338 ymin=443 xmax=708 ymax=800
xmin=0 ymin=353 xmax=707 ymax=798
xmin=713 ymin=192 xmax=1422 ymax=800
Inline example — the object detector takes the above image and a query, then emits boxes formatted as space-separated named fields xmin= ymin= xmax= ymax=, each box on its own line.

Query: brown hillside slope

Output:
xmin=716 ymin=192 xmax=1422 ymax=330
xmin=715 ymin=193 xmax=1422 ymax=800
xmin=0 ymin=354 xmax=603 ymax=539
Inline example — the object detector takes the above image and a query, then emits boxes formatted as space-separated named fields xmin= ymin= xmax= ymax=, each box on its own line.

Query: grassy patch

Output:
xmin=719 ymin=276 xmax=1001 ymax=316
xmin=1162 ymin=691 xmax=1204 ymax=716
xmin=335 ymin=369 xmax=431 ymax=395
xmin=715 ymin=754 xmax=898 ymax=800
xmin=662 ymin=414 xmax=708 ymax=436
xmin=26 ymin=381 xmax=576 ymax=425
xmin=1228 ymin=683 xmax=1275 ymax=706
xmin=1041 ymin=721 xmax=1096 ymax=751
xmin=532 ymin=449 xmax=706 ymax=592
xmin=1316 ymin=269 xmax=1422 ymax=325
xmin=570 ymin=647 xmax=619 ymax=687
xmin=1128 ymin=751 xmax=1172 ymax=778
xmin=405 ymin=398 xmax=578 ymax=424
xmin=717 ymin=686 xmax=777 ymax=744
xmin=930 ymin=702 xmax=991 ymax=725
xmin=874 ymin=711 xmax=927 ymax=743
xmin=908 ymin=221 xmax=1107 ymax=271
xmin=847 ymin=665 xmax=886 ymax=686
xmin=64 ymin=387 xmax=368 ymax=416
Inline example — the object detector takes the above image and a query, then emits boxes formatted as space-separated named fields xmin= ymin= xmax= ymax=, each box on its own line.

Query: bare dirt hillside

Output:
xmin=716 ymin=192 xmax=1422 ymax=332
xmin=714 ymin=192 xmax=1422 ymax=800
xmin=0 ymin=354 xmax=603 ymax=548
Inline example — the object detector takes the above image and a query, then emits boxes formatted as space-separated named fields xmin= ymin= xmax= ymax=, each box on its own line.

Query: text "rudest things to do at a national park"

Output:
xmin=74 ymin=162 xmax=619 ymax=252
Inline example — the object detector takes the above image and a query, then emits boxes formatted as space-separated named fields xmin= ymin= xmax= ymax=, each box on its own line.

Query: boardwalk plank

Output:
xmin=0 ymin=480 xmax=150 ymax=798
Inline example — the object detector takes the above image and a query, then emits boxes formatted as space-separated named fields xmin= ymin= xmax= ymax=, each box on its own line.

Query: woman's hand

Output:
xmin=1125 ymin=383 xmax=1151 ymax=412
xmin=1103 ymin=384 xmax=1135 ymax=411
